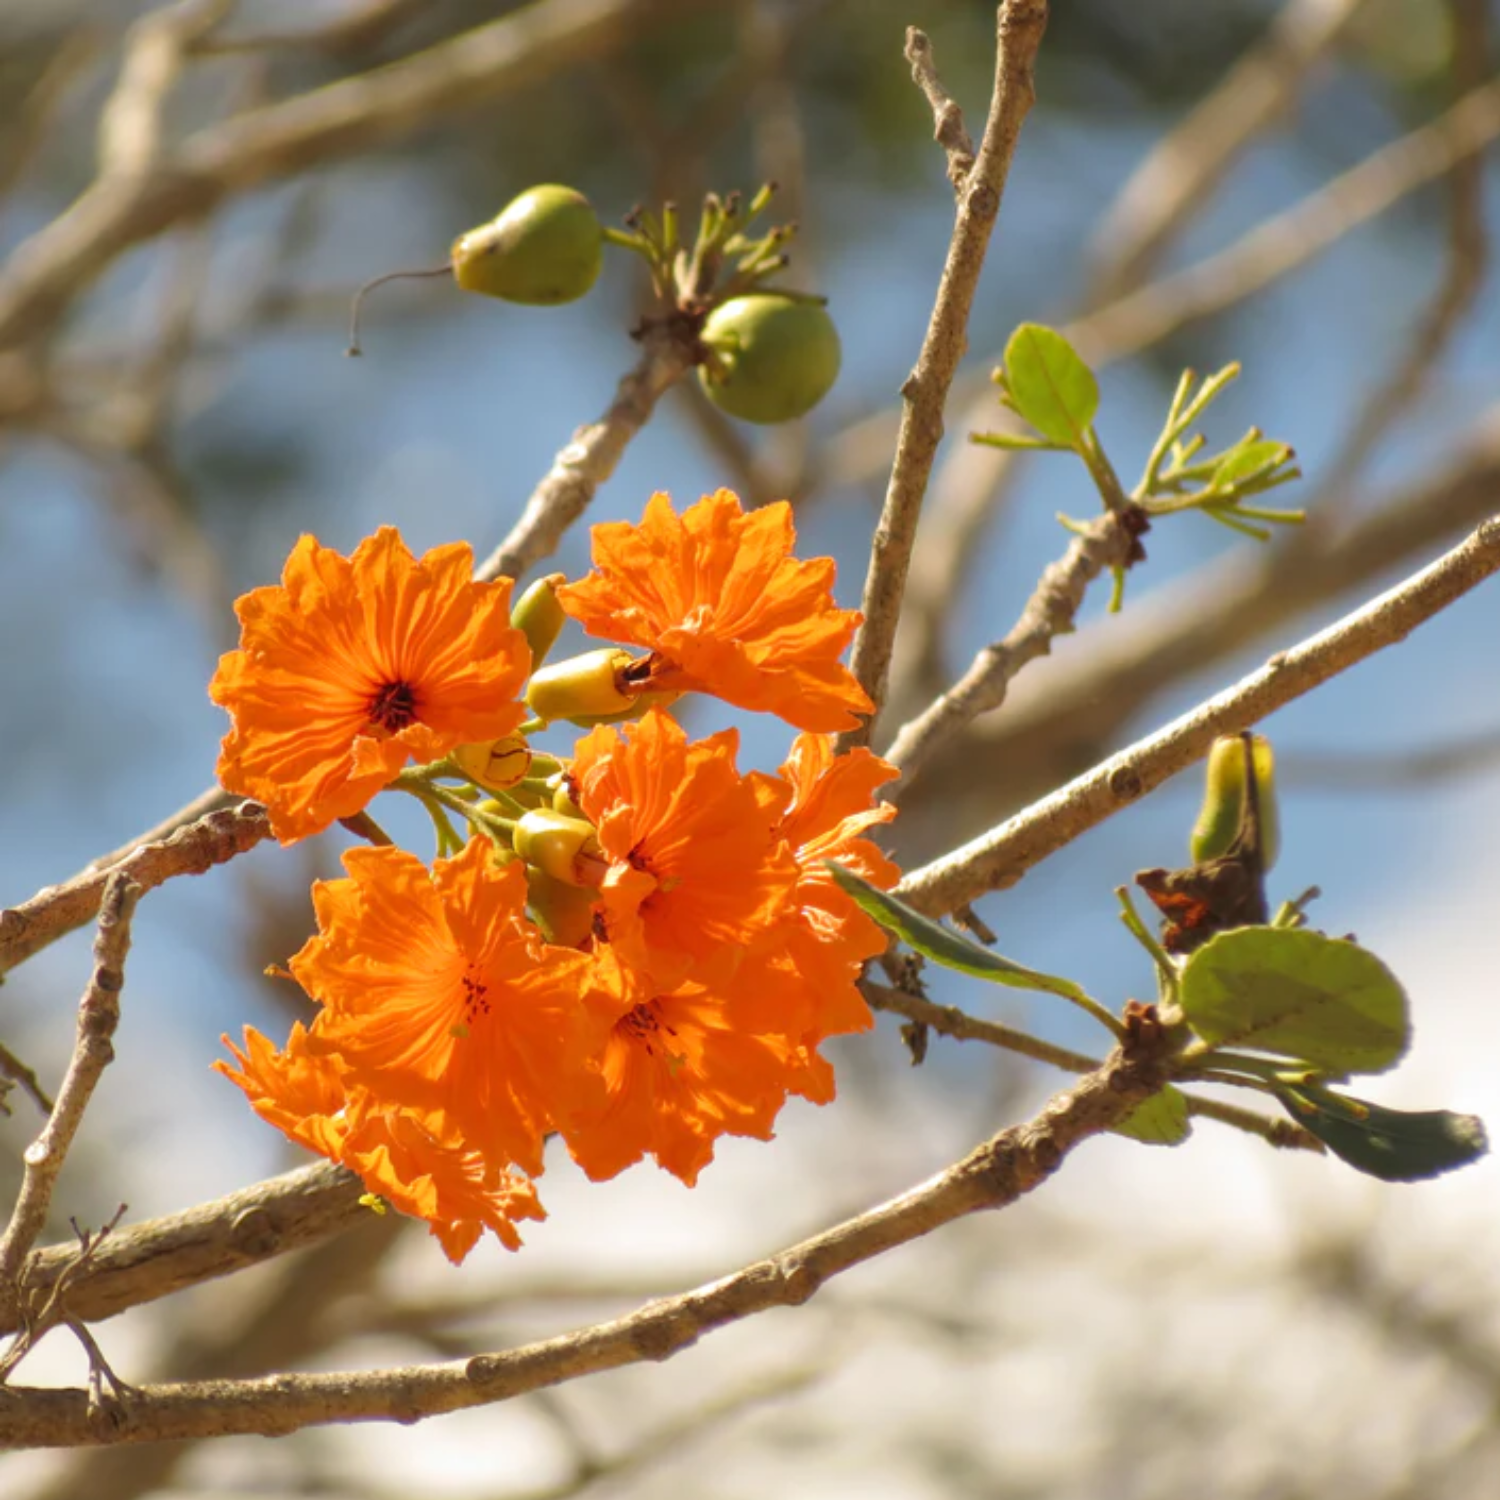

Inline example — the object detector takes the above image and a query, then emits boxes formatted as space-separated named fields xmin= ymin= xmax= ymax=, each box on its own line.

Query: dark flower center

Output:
xmin=367 ymin=678 xmax=419 ymax=732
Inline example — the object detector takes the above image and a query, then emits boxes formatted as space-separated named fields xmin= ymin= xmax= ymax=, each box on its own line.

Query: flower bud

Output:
xmin=510 ymin=573 xmax=568 ymax=668
xmin=698 ymin=294 xmax=841 ymax=424
xmin=560 ymin=687 xmax=682 ymax=727
xmin=451 ymin=186 xmax=603 ymax=306
xmin=548 ymin=772 xmax=586 ymax=820
xmin=526 ymin=648 xmax=635 ymax=723
xmin=526 ymin=865 xmax=598 ymax=949
xmin=515 ymin=808 xmax=604 ymax=887
xmin=452 ymin=735 xmax=532 ymax=793
xmin=1191 ymin=733 xmax=1280 ymax=871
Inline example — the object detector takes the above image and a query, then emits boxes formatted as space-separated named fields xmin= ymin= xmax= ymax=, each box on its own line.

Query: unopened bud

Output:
xmin=1191 ymin=733 xmax=1280 ymax=871
xmin=510 ymin=574 xmax=568 ymax=668
xmin=515 ymin=808 xmax=604 ymax=887
xmin=526 ymin=865 xmax=598 ymax=949
xmin=453 ymin=734 xmax=532 ymax=792
xmin=526 ymin=648 xmax=634 ymax=723
xmin=548 ymin=771 xmax=586 ymax=820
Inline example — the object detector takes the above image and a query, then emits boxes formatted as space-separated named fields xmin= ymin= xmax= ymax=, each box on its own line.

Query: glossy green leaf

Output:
xmin=1179 ymin=927 xmax=1409 ymax=1075
xmin=1002 ymin=323 xmax=1099 ymax=450
xmin=1112 ymin=1085 xmax=1192 ymax=1146
xmin=826 ymin=863 xmax=1088 ymax=1003
xmin=1279 ymin=1087 xmax=1488 ymax=1182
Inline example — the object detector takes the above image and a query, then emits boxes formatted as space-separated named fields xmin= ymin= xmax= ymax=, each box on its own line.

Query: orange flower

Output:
xmin=556 ymin=490 xmax=872 ymax=733
xmin=562 ymin=957 xmax=791 ymax=1186
xmin=740 ymin=734 xmax=901 ymax=1100
xmin=210 ymin=528 xmax=530 ymax=843
xmin=216 ymin=1022 xmax=544 ymax=1262
xmin=570 ymin=709 xmax=798 ymax=990
xmin=291 ymin=839 xmax=606 ymax=1176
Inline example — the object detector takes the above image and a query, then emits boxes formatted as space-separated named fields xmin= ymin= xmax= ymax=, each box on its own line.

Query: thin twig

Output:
xmin=0 ymin=1035 xmax=1172 ymax=1448
xmin=882 ymin=508 xmax=1140 ymax=796
xmin=895 ymin=513 xmax=1500 ymax=917
xmin=863 ymin=978 xmax=1099 ymax=1073
xmin=0 ymin=1041 xmax=54 ymax=1117
xmin=0 ymin=0 xmax=671 ymax=350
xmin=905 ymin=27 xmax=976 ymax=191
xmin=841 ymin=1 xmax=1047 ymax=750
xmin=0 ymin=876 xmax=141 ymax=1320
xmin=904 ymin=405 xmax=1500 ymax=818
xmin=0 ymin=803 xmax=268 ymax=981
xmin=475 ymin=324 xmax=698 ymax=584
xmin=822 ymin=70 xmax=1500 ymax=498
xmin=864 ymin=980 xmax=1321 ymax=1152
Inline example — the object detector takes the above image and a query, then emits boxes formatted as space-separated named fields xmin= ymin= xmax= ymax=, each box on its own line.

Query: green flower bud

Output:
xmin=526 ymin=865 xmax=598 ymax=949
xmin=698 ymin=294 xmax=841 ymax=424
xmin=510 ymin=573 xmax=568 ymax=668
xmin=548 ymin=772 xmax=586 ymax=820
xmin=1191 ymin=733 xmax=1280 ymax=871
xmin=526 ymin=647 xmax=635 ymax=723
xmin=452 ymin=735 xmax=531 ymax=793
xmin=515 ymin=808 xmax=604 ymax=888
xmin=451 ymin=186 xmax=603 ymax=306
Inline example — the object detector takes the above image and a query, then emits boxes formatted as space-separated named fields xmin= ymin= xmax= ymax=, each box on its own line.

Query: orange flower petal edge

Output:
xmin=570 ymin=708 xmax=799 ymax=990
xmin=561 ymin=969 xmax=790 ymax=1187
xmin=733 ymin=733 xmax=902 ymax=1090
xmin=216 ymin=1022 xmax=544 ymax=1262
xmin=291 ymin=838 xmax=607 ymax=1177
xmin=556 ymin=490 xmax=873 ymax=733
xmin=210 ymin=527 xmax=531 ymax=843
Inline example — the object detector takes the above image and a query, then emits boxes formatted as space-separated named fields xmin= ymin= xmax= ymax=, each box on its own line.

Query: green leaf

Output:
xmin=826 ymin=863 xmax=1089 ymax=1004
xmin=1279 ymin=1087 xmax=1488 ymax=1182
xmin=1179 ymin=927 xmax=1409 ymax=1075
xmin=1002 ymin=323 xmax=1099 ymax=450
xmin=1211 ymin=439 xmax=1291 ymax=489
xmin=1112 ymin=1085 xmax=1191 ymax=1146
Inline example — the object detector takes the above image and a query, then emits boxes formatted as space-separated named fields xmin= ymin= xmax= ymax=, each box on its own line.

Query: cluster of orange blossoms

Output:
xmin=211 ymin=490 xmax=901 ymax=1262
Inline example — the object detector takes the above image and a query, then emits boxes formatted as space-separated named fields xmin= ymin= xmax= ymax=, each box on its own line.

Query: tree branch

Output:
xmin=883 ymin=508 xmax=1139 ymax=797
xmin=0 ymin=804 xmax=269 ymax=981
xmin=0 ymin=1034 xmax=1170 ymax=1448
xmin=0 ymin=876 xmax=142 ymax=1319
xmin=895 ymin=513 xmax=1500 ymax=917
xmin=904 ymin=27 xmax=976 ymax=191
xmin=0 ymin=0 xmax=671 ymax=350
xmin=864 ymin=981 xmax=1321 ymax=1153
xmin=0 ymin=1161 xmax=366 ymax=1339
xmin=841 ymin=0 xmax=1047 ymax=749
xmin=910 ymin=405 xmax=1500 ymax=816
xmin=475 ymin=323 xmax=697 ymax=584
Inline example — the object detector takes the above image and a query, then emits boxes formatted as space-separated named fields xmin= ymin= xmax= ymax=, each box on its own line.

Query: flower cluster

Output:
xmin=212 ymin=490 xmax=899 ymax=1262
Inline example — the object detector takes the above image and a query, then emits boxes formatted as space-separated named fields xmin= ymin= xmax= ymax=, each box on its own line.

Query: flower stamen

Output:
xmin=368 ymin=679 xmax=420 ymax=732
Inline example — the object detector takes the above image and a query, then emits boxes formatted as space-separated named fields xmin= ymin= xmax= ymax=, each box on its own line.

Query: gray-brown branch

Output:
xmin=0 ymin=1035 xmax=1169 ymax=1448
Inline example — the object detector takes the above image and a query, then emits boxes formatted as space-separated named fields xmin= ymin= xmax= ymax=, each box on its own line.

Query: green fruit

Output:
xmin=698 ymin=294 xmax=841 ymax=424
xmin=451 ymin=186 xmax=603 ymax=306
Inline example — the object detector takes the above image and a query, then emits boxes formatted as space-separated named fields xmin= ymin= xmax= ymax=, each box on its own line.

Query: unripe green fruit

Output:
xmin=698 ymin=294 xmax=841 ymax=424
xmin=451 ymin=186 xmax=603 ymax=306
